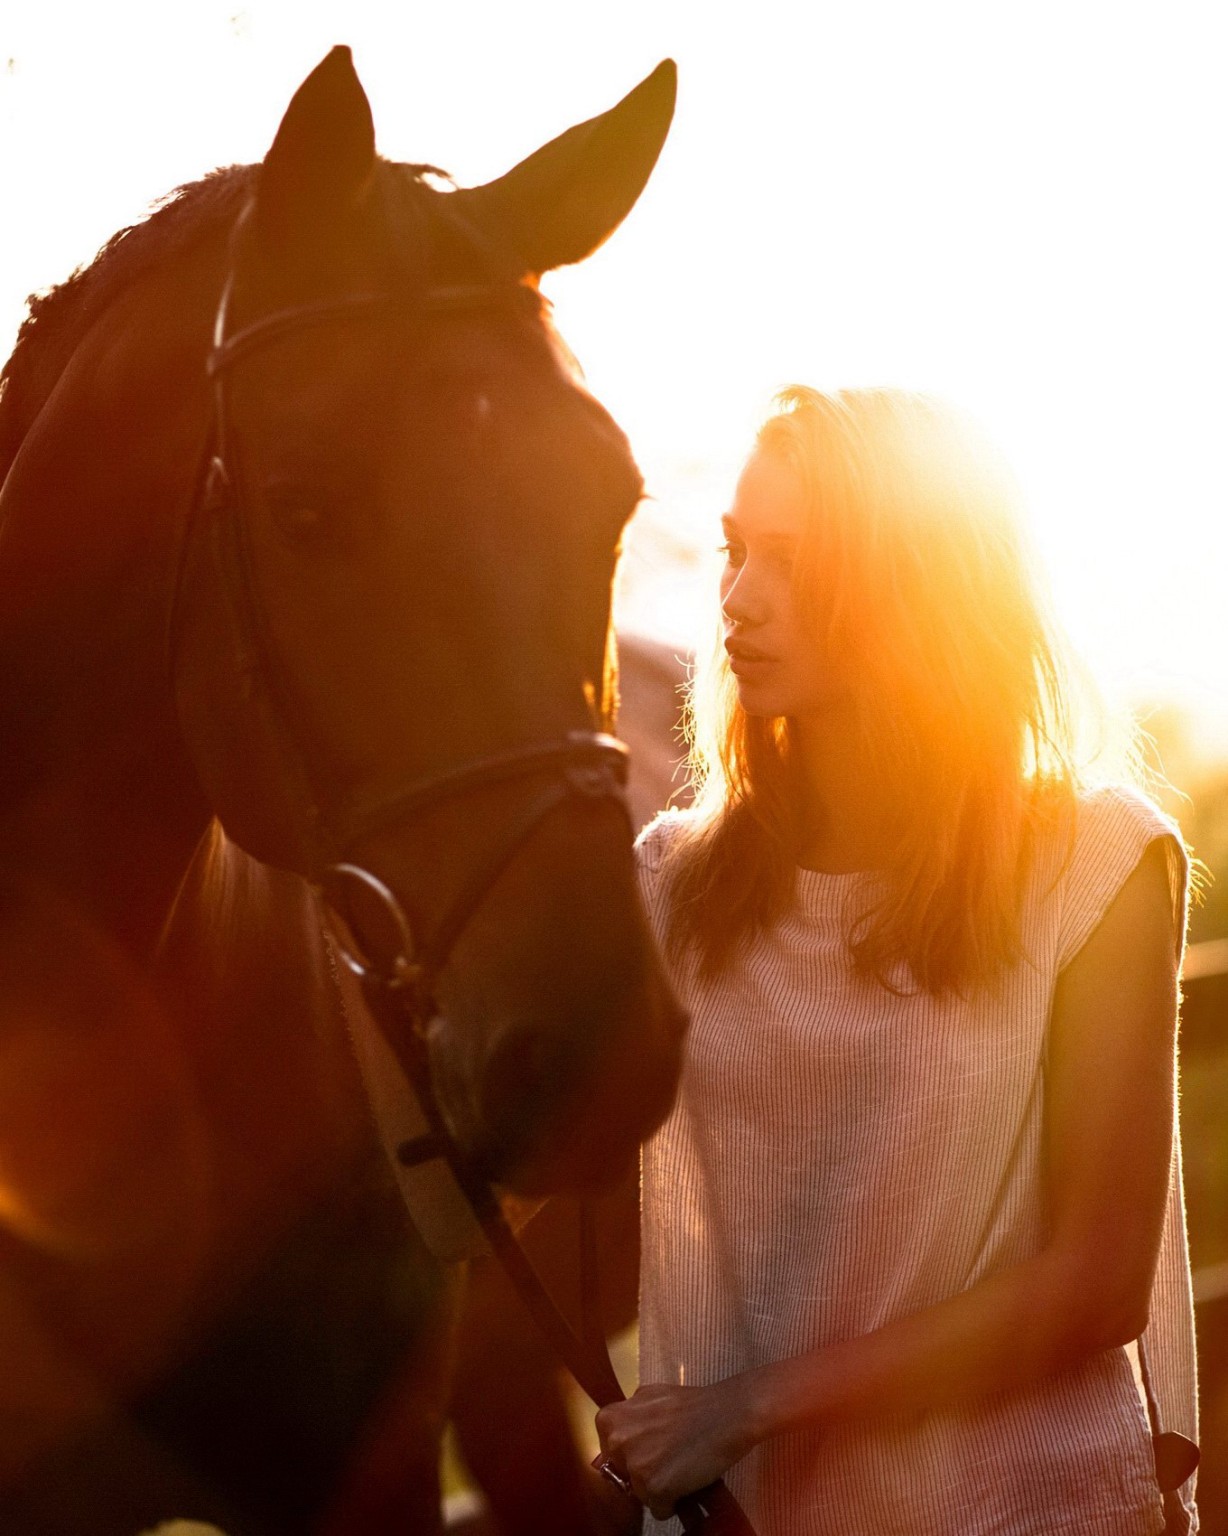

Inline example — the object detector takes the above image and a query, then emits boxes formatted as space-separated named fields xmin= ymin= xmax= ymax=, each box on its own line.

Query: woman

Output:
xmin=596 ymin=388 xmax=1198 ymax=1535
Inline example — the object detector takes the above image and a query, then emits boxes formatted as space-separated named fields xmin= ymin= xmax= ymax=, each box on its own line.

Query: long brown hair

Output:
xmin=661 ymin=386 xmax=1082 ymax=995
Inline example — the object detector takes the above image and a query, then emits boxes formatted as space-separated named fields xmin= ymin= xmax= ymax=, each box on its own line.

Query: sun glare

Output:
xmin=3 ymin=0 xmax=1225 ymax=751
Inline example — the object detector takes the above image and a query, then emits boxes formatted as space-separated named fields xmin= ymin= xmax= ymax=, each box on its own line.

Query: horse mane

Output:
xmin=0 ymin=166 xmax=261 ymax=488
xmin=170 ymin=818 xmax=270 ymax=965
xmin=0 ymin=155 xmax=494 ymax=496
xmin=156 ymin=816 xmax=333 ymax=1008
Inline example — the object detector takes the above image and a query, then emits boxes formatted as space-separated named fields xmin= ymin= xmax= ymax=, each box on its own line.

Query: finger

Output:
xmin=632 ymin=1468 xmax=679 ymax=1522
xmin=647 ymin=1490 xmax=678 ymax=1522
xmin=629 ymin=1470 xmax=656 ymax=1511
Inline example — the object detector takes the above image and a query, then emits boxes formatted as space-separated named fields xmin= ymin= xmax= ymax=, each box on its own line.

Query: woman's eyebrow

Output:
xmin=721 ymin=515 xmax=798 ymax=550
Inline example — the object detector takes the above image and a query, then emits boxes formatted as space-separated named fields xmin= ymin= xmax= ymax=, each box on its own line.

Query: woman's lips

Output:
xmin=725 ymin=641 xmax=776 ymax=675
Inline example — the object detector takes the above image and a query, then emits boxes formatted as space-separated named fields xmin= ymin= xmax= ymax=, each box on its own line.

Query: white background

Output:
xmin=2 ymin=2 xmax=1225 ymax=748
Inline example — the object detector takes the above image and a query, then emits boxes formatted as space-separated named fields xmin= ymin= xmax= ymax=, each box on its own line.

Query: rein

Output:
xmin=339 ymin=870 xmax=755 ymax=1536
xmin=183 ymin=259 xmax=756 ymax=1535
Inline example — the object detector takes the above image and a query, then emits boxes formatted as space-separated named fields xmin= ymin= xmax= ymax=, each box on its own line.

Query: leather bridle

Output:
xmin=176 ymin=255 xmax=754 ymax=1535
xmin=189 ymin=269 xmax=633 ymax=972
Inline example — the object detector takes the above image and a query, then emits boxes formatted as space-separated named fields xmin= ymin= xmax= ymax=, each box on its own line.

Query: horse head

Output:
xmin=171 ymin=49 xmax=687 ymax=1197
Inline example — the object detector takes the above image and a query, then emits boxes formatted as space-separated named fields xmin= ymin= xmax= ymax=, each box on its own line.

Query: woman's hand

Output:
xmin=595 ymin=1377 xmax=757 ymax=1520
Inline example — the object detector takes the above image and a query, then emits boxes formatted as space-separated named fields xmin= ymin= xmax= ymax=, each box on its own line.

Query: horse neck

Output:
xmin=0 ymin=240 xmax=227 ymax=958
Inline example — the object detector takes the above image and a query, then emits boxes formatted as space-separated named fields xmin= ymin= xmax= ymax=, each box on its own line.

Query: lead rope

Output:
xmin=574 ymin=1202 xmax=755 ymax=1532
xmin=354 ymin=969 xmax=756 ymax=1535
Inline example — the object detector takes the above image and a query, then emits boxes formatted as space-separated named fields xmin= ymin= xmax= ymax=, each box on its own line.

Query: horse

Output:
xmin=0 ymin=47 xmax=685 ymax=1535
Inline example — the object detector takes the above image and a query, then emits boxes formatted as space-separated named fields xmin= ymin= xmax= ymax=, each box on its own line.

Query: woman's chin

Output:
xmin=734 ymin=679 xmax=786 ymax=717
xmin=737 ymin=684 xmax=855 ymax=722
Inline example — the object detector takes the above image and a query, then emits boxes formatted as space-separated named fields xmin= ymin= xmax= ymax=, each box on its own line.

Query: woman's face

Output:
xmin=720 ymin=448 xmax=850 ymax=721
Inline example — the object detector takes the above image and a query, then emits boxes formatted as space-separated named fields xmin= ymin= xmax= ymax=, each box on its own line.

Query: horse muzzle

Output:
xmin=429 ymin=962 xmax=688 ymax=1198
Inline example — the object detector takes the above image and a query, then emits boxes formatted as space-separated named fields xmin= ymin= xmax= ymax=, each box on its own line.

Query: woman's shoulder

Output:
xmin=1046 ymin=782 xmax=1188 ymax=971
xmin=1032 ymin=781 xmax=1181 ymax=871
xmin=634 ymin=806 xmax=698 ymax=873
xmin=1066 ymin=783 xmax=1186 ymax=891
xmin=632 ymin=808 xmax=701 ymax=939
xmin=1075 ymin=780 xmax=1180 ymax=836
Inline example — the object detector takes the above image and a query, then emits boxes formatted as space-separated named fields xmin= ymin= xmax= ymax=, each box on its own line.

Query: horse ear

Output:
xmin=255 ymin=45 xmax=376 ymax=246
xmin=450 ymin=60 xmax=676 ymax=276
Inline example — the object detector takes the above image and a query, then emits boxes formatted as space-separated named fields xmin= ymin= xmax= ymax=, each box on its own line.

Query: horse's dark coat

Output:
xmin=0 ymin=50 xmax=680 ymax=1535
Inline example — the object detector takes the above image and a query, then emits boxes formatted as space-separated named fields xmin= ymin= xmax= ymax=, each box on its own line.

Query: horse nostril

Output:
xmin=456 ymin=971 xmax=690 ymax=1195
xmin=479 ymin=1027 xmax=556 ymax=1155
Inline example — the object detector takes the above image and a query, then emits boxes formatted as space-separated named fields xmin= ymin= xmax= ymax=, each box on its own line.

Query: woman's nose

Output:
xmin=721 ymin=566 xmax=764 ymax=627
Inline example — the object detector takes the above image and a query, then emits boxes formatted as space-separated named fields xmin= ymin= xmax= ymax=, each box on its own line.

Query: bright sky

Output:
xmin=3 ymin=1 xmax=1226 ymax=750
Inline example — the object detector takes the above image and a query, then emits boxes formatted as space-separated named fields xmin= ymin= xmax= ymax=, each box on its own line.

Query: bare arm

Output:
xmin=598 ymin=838 xmax=1181 ymax=1517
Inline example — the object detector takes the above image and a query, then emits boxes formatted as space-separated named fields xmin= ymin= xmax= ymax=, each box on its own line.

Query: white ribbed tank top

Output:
xmin=636 ymin=786 xmax=1197 ymax=1536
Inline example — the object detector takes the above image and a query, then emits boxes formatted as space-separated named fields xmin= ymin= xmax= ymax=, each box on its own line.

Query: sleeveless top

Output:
xmin=636 ymin=786 xmax=1198 ymax=1536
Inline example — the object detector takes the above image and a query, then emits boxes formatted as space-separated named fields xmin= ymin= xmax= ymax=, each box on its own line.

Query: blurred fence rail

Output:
xmin=1180 ymin=938 xmax=1228 ymax=1534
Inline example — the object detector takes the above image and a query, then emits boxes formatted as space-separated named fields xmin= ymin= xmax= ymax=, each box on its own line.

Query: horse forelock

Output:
xmin=384 ymin=165 xmax=570 ymax=370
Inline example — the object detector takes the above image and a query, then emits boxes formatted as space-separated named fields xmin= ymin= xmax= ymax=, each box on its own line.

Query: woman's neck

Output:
xmin=789 ymin=709 xmax=900 ymax=874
